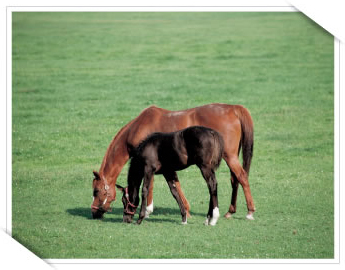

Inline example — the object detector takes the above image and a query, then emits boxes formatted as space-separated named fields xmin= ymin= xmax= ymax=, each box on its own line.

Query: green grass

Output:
xmin=12 ymin=12 xmax=334 ymax=259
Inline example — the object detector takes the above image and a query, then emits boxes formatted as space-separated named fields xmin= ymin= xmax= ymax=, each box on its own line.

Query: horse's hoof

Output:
xmin=181 ymin=220 xmax=188 ymax=225
xmin=224 ymin=212 xmax=232 ymax=219
xmin=246 ymin=213 xmax=255 ymax=220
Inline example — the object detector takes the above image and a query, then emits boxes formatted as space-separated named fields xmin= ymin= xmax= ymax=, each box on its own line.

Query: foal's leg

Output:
xmin=137 ymin=170 xmax=154 ymax=225
xmin=163 ymin=172 xmax=188 ymax=224
xmin=204 ymin=192 xmax=214 ymax=226
xmin=145 ymin=175 xmax=155 ymax=218
xmin=225 ymin=155 xmax=255 ymax=220
xmin=200 ymin=166 xmax=219 ymax=226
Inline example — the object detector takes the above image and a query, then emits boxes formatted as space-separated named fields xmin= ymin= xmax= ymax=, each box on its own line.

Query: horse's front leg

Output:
xmin=137 ymin=170 xmax=153 ymax=225
xmin=145 ymin=175 xmax=155 ymax=218
xmin=163 ymin=172 xmax=187 ymax=224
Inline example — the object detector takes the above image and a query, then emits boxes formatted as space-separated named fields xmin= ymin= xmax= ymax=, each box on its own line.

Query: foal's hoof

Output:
xmin=209 ymin=207 xmax=219 ymax=226
xmin=224 ymin=212 xmax=232 ymax=219
xmin=209 ymin=219 xmax=218 ymax=226
xmin=204 ymin=216 xmax=210 ymax=226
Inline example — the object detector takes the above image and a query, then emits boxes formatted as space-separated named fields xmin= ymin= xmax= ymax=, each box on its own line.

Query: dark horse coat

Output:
xmin=117 ymin=126 xmax=224 ymax=225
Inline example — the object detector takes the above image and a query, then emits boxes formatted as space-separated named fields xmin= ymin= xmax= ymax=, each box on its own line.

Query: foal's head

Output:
xmin=91 ymin=171 xmax=114 ymax=219
xmin=116 ymin=184 xmax=138 ymax=223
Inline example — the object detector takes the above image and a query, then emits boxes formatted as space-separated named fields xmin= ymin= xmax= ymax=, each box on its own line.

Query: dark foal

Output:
xmin=116 ymin=126 xmax=224 ymax=226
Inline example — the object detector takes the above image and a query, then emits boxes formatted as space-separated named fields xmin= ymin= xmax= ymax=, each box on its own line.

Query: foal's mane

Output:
xmin=134 ymin=130 xmax=175 ymax=155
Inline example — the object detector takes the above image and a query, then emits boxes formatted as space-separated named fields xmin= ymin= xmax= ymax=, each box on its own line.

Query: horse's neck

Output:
xmin=99 ymin=122 xmax=132 ymax=186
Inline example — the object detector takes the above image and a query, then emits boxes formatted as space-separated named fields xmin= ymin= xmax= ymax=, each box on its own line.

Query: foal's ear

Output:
xmin=93 ymin=171 xmax=101 ymax=180
xmin=115 ymin=184 xmax=125 ymax=192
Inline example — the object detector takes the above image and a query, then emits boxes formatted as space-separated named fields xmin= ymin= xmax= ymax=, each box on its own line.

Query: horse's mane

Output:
xmin=99 ymin=119 xmax=135 ymax=174
xmin=100 ymin=106 xmax=163 ymax=175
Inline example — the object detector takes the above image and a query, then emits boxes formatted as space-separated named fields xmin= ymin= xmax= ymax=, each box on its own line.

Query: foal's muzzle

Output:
xmin=123 ymin=214 xmax=133 ymax=223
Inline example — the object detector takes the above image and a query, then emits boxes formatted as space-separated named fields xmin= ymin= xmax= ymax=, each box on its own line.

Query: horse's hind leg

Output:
xmin=224 ymin=171 xmax=239 ymax=219
xmin=163 ymin=172 xmax=187 ymax=224
xmin=225 ymin=155 xmax=255 ymax=220
xmin=200 ymin=166 xmax=219 ymax=226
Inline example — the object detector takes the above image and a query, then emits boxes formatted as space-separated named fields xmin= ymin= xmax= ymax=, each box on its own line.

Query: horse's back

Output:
xmin=126 ymin=103 xmax=247 ymax=156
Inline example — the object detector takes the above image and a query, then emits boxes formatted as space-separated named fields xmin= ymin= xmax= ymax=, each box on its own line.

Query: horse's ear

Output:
xmin=93 ymin=171 xmax=101 ymax=180
xmin=115 ymin=184 xmax=124 ymax=192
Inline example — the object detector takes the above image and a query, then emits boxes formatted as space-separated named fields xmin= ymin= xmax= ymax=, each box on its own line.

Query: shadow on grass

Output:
xmin=66 ymin=207 xmax=94 ymax=220
xmin=153 ymin=207 xmax=206 ymax=218
xmin=66 ymin=206 xmax=206 ymax=224
xmin=66 ymin=207 xmax=123 ymax=222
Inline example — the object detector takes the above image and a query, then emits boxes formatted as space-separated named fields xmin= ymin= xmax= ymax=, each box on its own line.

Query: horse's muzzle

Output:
xmin=91 ymin=207 xmax=105 ymax=219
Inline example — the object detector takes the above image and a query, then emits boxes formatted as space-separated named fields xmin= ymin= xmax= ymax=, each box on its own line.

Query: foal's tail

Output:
xmin=235 ymin=105 xmax=254 ymax=174
xmin=210 ymin=130 xmax=224 ymax=170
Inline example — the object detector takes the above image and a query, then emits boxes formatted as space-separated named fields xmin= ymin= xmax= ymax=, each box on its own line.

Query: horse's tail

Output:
xmin=235 ymin=105 xmax=254 ymax=174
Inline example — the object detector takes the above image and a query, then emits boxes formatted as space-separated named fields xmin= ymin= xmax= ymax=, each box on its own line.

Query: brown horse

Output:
xmin=91 ymin=103 xmax=255 ymax=220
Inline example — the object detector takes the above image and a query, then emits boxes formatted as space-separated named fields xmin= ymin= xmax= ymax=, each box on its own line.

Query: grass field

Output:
xmin=12 ymin=12 xmax=334 ymax=259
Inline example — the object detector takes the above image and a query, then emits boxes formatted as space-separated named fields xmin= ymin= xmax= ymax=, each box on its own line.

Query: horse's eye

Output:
xmin=93 ymin=189 xmax=99 ymax=197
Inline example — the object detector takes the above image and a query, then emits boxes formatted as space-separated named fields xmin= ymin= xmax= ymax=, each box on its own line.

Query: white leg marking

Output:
xmin=246 ymin=213 xmax=255 ymax=220
xmin=145 ymin=201 xmax=154 ymax=218
xmin=209 ymin=207 xmax=220 ymax=226
xmin=204 ymin=217 xmax=210 ymax=226
xmin=181 ymin=219 xmax=188 ymax=225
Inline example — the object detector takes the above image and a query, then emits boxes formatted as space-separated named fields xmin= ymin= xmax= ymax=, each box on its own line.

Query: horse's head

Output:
xmin=91 ymin=171 xmax=115 ymax=219
xmin=116 ymin=184 xmax=138 ymax=223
